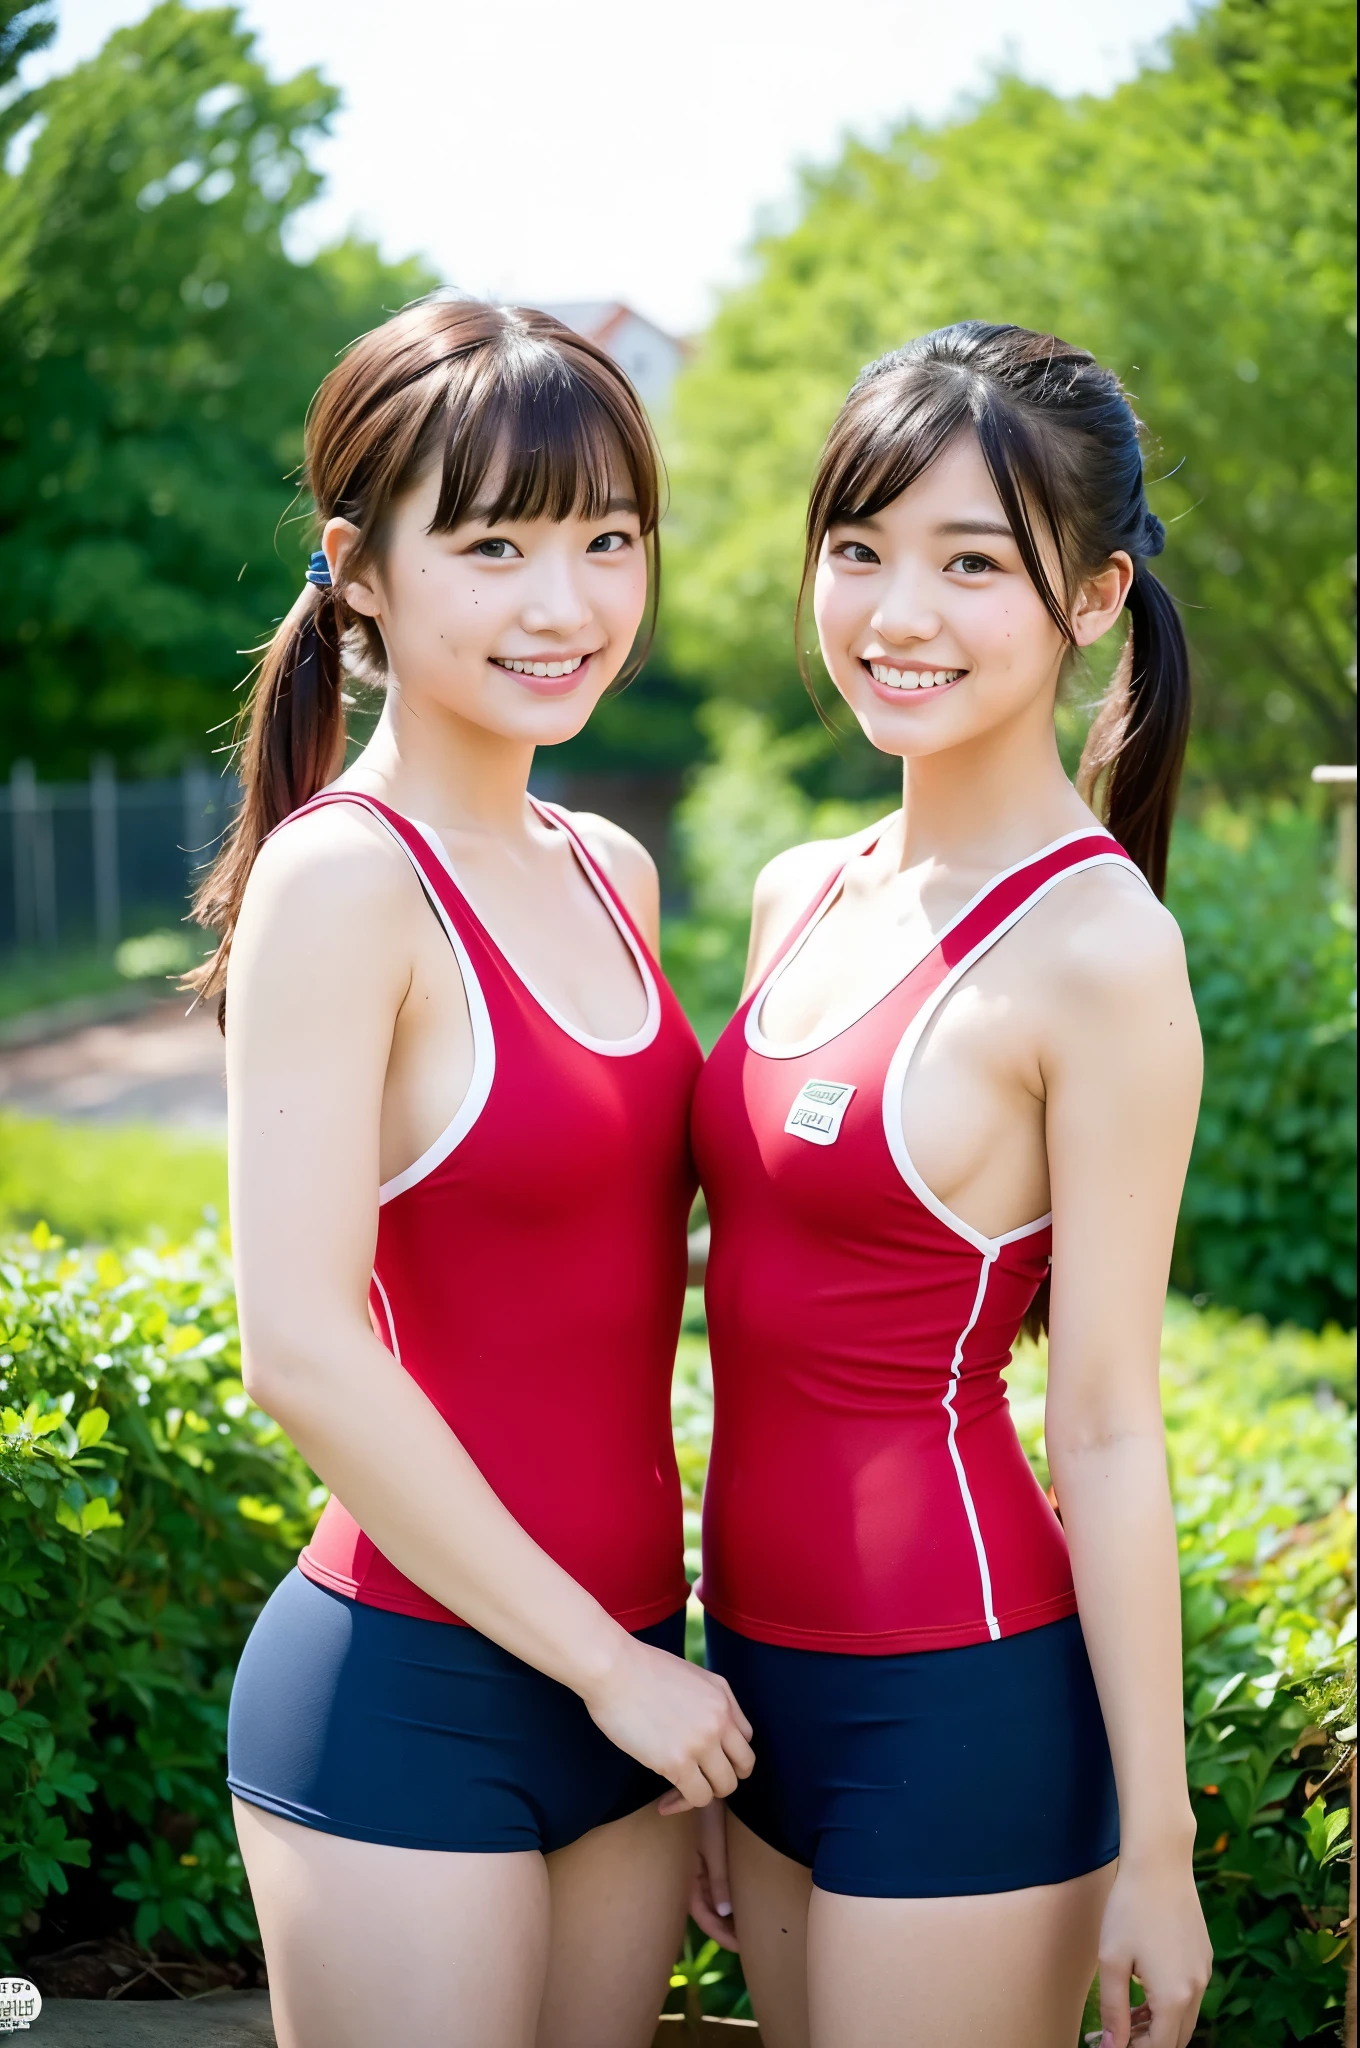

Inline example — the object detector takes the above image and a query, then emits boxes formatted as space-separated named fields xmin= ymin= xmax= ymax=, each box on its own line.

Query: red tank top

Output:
xmin=280 ymin=791 xmax=700 ymax=1629
xmin=693 ymin=827 xmax=1145 ymax=1655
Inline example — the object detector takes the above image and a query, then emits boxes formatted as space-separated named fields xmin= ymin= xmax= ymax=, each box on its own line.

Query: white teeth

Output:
xmin=868 ymin=661 xmax=962 ymax=691
xmin=496 ymin=655 xmax=584 ymax=676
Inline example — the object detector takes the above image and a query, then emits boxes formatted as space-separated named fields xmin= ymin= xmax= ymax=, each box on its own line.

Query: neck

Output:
xmin=894 ymin=694 xmax=1088 ymax=875
xmin=349 ymin=688 xmax=539 ymax=837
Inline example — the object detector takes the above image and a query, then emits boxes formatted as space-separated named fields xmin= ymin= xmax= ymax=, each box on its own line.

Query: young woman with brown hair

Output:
xmin=690 ymin=324 xmax=1212 ymax=2048
xmin=198 ymin=296 xmax=752 ymax=2048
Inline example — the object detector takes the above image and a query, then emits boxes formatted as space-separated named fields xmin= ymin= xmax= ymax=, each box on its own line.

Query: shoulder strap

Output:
xmin=746 ymin=820 xmax=892 ymax=1002
xmin=269 ymin=789 xmax=490 ymax=956
xmin=895 ymin=829 xmax=1145 ymax=1033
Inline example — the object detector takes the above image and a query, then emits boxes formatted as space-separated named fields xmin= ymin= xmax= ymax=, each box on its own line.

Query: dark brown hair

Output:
xmin=188 ymin=294 xmax=663 ymax=1016
xmin=798 ymin=321 xmax=1191 ymax=897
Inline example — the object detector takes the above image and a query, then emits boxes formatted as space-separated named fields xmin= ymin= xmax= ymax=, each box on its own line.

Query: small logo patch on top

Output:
xmin=784 ymin=1078 xmax=857 ymax=1146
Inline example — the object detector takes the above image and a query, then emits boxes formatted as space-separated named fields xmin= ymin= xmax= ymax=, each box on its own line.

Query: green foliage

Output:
xmin=0 ymin=1227 xmax=319 ymax=1963
xmin=0 ymin=2 xmax=432 ymax=776
xmin=0 ymin=1113 xmax=228 ymax=1248
xmin=663 ymin=0 xmax=1357 ymax=794
xmin=0 ymin=4 xmax=53 ymax=98
xmin=1167 ymin=806 xmax=1357 ymax=1329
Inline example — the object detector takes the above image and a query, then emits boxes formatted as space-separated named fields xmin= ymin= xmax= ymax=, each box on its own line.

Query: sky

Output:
xmin=23 ymin=0 xmax=1199 ymax=335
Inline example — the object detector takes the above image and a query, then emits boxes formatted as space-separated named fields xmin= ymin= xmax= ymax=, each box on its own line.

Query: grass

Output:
xmin=0 ymin=1111 xmax=227 ymax=1246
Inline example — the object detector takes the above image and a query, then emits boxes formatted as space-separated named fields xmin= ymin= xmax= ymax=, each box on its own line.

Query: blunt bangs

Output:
xmin=427 ymin=331 xmax=661 ymax=539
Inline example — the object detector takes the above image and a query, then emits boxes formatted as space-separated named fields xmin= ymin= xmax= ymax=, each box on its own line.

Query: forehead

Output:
xmin=847 ymin=432 xmax=1009 ymax=529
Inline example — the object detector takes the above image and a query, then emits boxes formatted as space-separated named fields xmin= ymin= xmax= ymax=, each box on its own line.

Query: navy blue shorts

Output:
xmin=227 ymin=1567 xmax=685 ymax=1854
xmin=705 ymin=1611 xmax=1118 ymax=1898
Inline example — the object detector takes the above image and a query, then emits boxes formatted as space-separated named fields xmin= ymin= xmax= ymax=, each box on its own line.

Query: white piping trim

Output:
xmin=747 ymin=826 xmax=1119 ymax=1061
xmin=945 ymin=1252 xmax=1002 ymax=1641
xmin=410 ymin=803 xmax=661 ymax=1058
xmin=302 ymin=793 xmax=497 ymax=1206
xmin=882 ymin=850 xmax=1150 ymax=1253
xmin=369 ymin=1270 xmax=402 ymax=1365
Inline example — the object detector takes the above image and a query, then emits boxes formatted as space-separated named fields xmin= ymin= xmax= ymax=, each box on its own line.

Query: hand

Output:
xmin=582 ymin=1637 xmax=754 ymax=1811
xmin=1097 ymin=1854 xmax=1212 ymax=2048
xmin=690 ymin=1800 xmax=739 ymax=1950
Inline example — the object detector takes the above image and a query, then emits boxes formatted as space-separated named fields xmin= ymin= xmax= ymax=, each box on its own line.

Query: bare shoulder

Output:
xmin=562 ymin=809 xmax=660 ymax=942
xmin=1027 ymin=862 xmax=1200 ymax=1068
xmin=233 ymin=802 xmax=419 ymax=981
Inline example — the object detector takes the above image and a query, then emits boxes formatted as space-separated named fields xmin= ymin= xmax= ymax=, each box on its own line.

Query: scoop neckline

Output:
xmin=745 ymin=824 xmax=1116 ymax=1062
xmin=330 ymin=784 xmax=661 ymax=1057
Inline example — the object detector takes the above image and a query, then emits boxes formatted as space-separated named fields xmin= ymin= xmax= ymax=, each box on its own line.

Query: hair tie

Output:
xmin=305 ymin=549 xmax=333 ymax=590
xmin=1140 ymin=511 xmax=1166 ymax=558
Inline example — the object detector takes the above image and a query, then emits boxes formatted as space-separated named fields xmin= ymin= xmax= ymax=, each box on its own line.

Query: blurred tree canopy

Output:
xmin=0 ymin=2 xmax=431 ymax=776
xmin=663 ymin=0 xmax=1357 ymax=798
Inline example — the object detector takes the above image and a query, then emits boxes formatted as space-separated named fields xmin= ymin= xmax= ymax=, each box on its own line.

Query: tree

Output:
xmin=0 ymin=3 xmax=431 ymax=776
xmin=663 ymin=0 xmax=1357 ymax=797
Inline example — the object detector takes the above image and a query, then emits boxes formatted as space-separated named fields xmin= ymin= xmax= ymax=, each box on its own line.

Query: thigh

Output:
xmin=537 ymin=1802 xmax=694 ymax=2048
xmin=234 ymin=1795 xmax=550 ymax=2048
xmin=726 ymin=1811 xmax=815 ymax=2048
xmin=806 ymin=1862 xmax=1116 ymax=2048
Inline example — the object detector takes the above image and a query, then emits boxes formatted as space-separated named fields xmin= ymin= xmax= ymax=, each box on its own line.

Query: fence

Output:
xmin=0 ymin=760 xmax=237 ymax=958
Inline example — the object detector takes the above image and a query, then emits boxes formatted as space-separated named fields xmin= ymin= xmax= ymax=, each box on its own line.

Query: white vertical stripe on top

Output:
xmin=370 ymin=1270 xmax=402 ymax=1367
xmin=943 ymin=1250 xmax=1002 ymax=1641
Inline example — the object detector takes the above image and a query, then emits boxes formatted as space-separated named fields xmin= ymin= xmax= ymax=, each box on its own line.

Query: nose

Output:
xmin=872 ymin=560 xmax=943 ymax=648
xmin=519 ymin=546 xmax=594 ymax=639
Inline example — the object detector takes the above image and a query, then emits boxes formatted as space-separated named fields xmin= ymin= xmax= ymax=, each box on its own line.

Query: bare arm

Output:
xmin=226 ymin=811 xmax=751 ymax=1806
xmin=1040 ymin=884 xmax=1211 ymax=2048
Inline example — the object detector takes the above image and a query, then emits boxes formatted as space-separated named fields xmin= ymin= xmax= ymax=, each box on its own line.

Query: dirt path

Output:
xmin=0 ymin=999 xmax=226 ymax=1128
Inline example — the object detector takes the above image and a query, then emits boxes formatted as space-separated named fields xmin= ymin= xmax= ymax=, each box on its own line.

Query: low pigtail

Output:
xmin=186 ymin=582 xmax=346 ymax=1023
xmin=1077 ymin=566 xmax=1191 ymax=900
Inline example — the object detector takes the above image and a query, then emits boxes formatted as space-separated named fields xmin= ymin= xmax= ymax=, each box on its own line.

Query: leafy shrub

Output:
xmin=1167 ymin=805 xmax=1357 ymax=1331
xmin=0 ymin=1227 xmax=319 ymax=1963
xmin=0 ymin=1114 xmax=228 ymax=1249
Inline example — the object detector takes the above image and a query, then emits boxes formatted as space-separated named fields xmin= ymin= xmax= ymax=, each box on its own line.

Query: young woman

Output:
xmin=690 ymin=324 xmax=1212 ymax=2048
xmin=197 ymin=297 xmax=753 ymax=2048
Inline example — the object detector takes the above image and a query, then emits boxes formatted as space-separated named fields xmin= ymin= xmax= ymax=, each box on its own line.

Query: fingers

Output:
xmin=712 ymin=1672 xmax=753 ymax=1742
xmin=690 ymin=1871 xmax=740 ymax=1952
xmin=721 ymin=1723 xmax=756 ymax=1781
xmin=657 ymin=1787 xmax=695 ymax=1817
xmin=1099 ymin=1958 xmax=1132 ymax=2048
xmin=699 ymin=1802 xmax=733 ymax=1921
xmin=670 ymin=1762 xmax=713 ymax=1811
xmin=698 ymin=1743 xmax=740 ymax=1801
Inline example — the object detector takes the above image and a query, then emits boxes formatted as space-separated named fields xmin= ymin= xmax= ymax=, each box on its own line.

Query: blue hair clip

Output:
xmin=305 ymin=549 xmax=333 ymax=590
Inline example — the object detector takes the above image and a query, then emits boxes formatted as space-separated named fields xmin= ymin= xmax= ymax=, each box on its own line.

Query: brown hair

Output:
xmin=188 ymin=294 xmax=663 ymax=1017
xmin=797 ymin=321 xmax=1191 ymax=897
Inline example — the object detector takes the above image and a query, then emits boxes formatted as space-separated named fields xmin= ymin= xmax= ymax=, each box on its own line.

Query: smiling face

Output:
xmin=813 ymin=431 xmax=1128 ymax=763
xmin=328 ymin=453 xmax=650 ymax=747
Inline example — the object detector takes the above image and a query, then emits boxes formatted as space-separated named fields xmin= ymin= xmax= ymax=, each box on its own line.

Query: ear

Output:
xmin=322 ymin=517 xmax=381 ymax=618
xmin=1071 ymin=550 xmax=1134 ymax=649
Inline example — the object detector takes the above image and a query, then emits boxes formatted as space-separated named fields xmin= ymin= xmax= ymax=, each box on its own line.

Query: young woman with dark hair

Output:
xmin=690 ymin=324 xmax=1211 ymax=2048
xmin=199 ymin=296 xmax=752 ymax=2048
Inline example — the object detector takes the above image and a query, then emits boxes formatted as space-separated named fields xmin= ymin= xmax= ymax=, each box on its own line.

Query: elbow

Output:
xmin=238 ymin=1323 xmax=326 ymax=1423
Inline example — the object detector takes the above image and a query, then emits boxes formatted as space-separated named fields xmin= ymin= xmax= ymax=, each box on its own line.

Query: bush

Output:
xmin=0 ymin=1114 xmax=228 ymax=1250
xmin=1167 ymin=805 xmax=1357 ymax=1331
xmin=0 ymin=1227 xmax=319 ymax=1964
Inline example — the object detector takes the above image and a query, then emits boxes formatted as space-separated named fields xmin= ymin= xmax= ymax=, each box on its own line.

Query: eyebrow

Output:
xmin=934 ymin=518 xmax=1014 ymax=538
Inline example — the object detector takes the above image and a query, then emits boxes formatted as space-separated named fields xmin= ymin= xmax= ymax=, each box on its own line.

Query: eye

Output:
xmin=586 ymin=530 xmax=632 ymax=554
xmin=471 ymin=537 xmax=522 ymax=560
xmin=948 ymin=552 xmax=997 ymax=575
xmin=834 ymin=541 xmax=881 ymax=566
